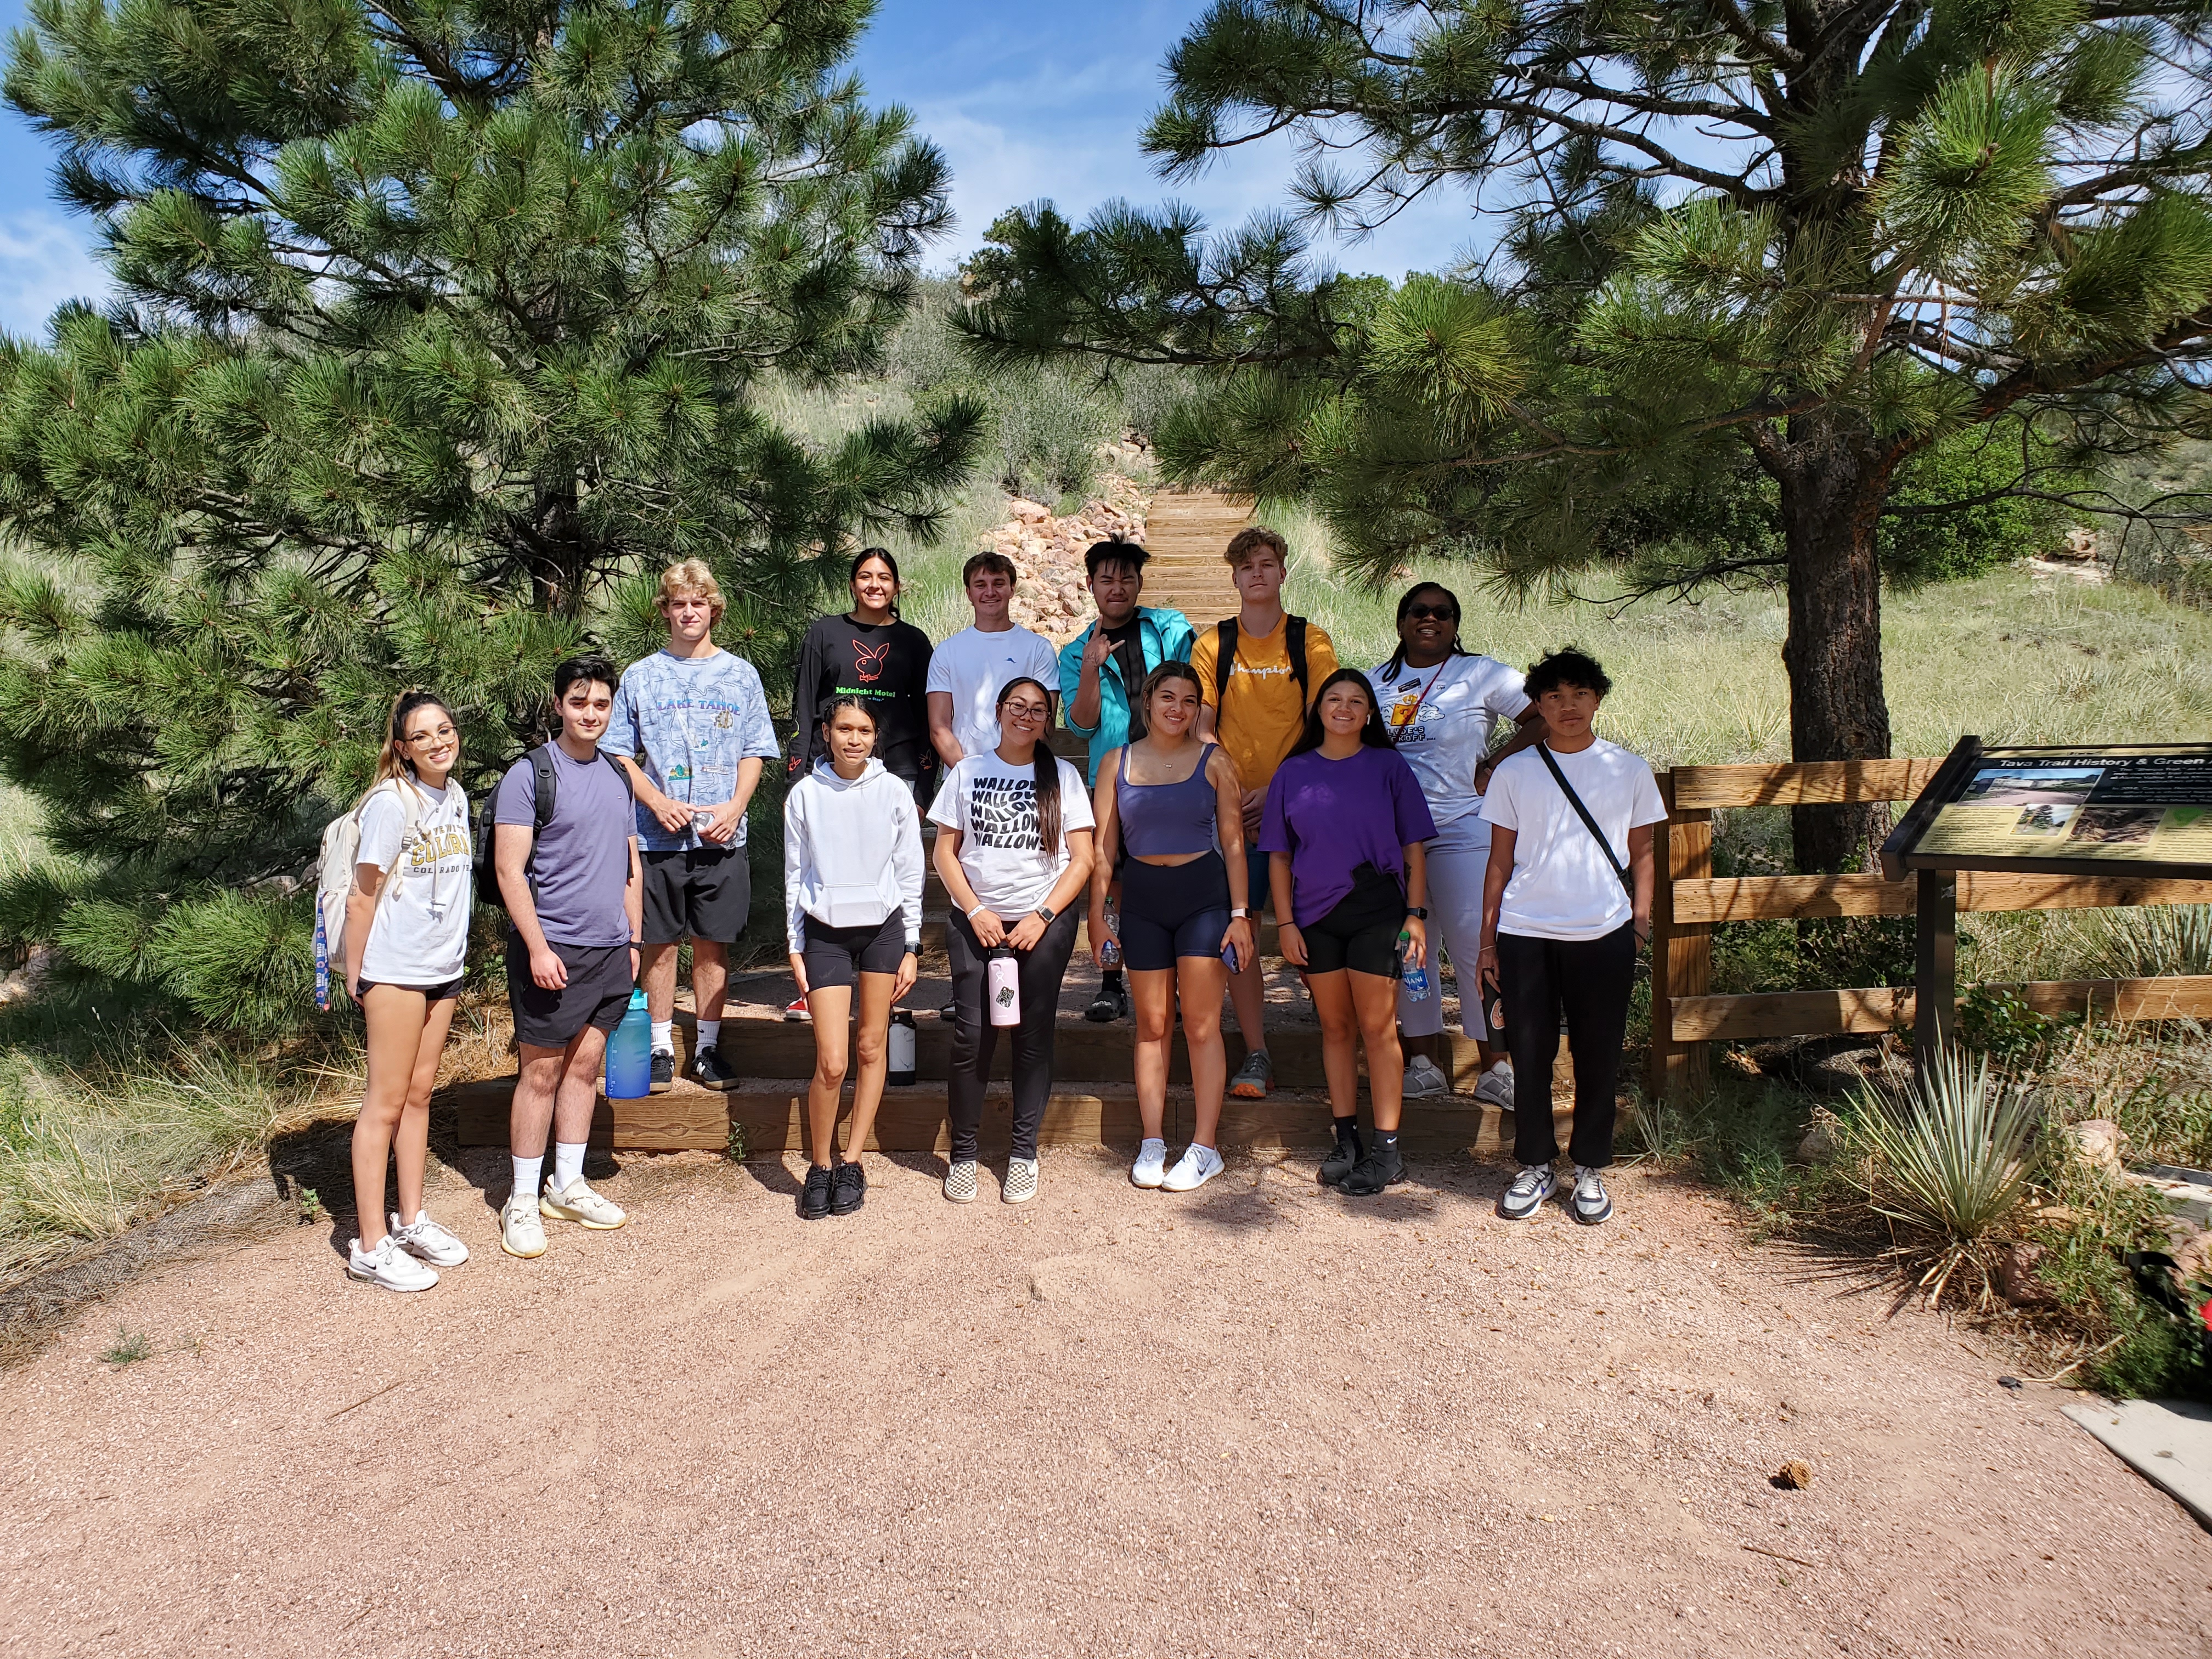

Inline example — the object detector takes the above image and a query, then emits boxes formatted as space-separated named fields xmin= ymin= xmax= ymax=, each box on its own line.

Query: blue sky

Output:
xmin=0 ymin=0 xmax=1477 ymax=336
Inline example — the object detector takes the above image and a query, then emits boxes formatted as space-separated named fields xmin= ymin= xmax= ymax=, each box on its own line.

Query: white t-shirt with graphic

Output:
xmin=926 ymin=624 xmax=1061 ymax=758
xmin=355 ymin=778 xmax=473 ymax=985
xmin=1479 ymin=739 xmax=1666 ymax=940
xmin=928 ymin=751 xmax=1097 ymax=917
xmin=1365 ymin=653 xmax=1530 ymax=831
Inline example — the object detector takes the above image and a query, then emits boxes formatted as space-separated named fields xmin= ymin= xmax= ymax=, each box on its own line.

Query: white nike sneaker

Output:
xmin=1500 ymin=1163 xmax=1556 ymax=1221
xmin=1131 ymin=1139 xmax=1169 ymax=1188
xmin=1571 ymin=1165 xmax=1615 ymax=1226
xmin=1473 ymin=1060 xmax=1516 ymax=1110
xmin=1403 ymin=1054 xmax=1450 ymax=1098
xmin=1161 ymin=1144 xmax=1224 ymax=1193
xmin=389 ymin=1210 xmax=469 ymax=1266
xmin=500 ymin=1195 xmax=547 ymax=1259
xmin=349 ymin=1234 xmax=438 ymax=1293
xmin=540 ymin=1177 xmax=627 ymax=1229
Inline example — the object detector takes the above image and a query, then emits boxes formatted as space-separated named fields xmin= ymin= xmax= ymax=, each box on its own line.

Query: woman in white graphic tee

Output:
xmin=341 ymin=691 xmax=475 ymax=1293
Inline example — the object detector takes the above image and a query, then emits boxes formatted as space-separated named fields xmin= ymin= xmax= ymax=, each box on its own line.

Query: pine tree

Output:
xmin=0 ymin=0 xmax=982 ymax=1029
xmin=961 ymin=0 xmax=2212 ymax=870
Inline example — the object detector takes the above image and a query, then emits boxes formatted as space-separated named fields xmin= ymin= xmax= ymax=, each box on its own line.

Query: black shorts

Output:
xmin=1119 ymin=854 xmax=1232 ymax=972
xmin=506 ymin=936 xmax=634 ymax=1049
xmin=641 ymin=847 xmax=751 ymax=945
xmin=802 ymin=912 xmax=910 ymax=990
xmin=356 ymin=977 xmax=463 ymax=1002
xmin=1297 ymin=864 xmax=1406 ymax=978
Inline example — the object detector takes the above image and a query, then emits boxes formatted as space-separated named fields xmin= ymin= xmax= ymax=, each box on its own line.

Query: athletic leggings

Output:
xmin=945 ymin=906 xmax=1081 ymax=1162
xmin=1497 ymin=924 xmax=1634 ymax=1169
xmin=1398 ymin=818 xmax=1491 ymax=1040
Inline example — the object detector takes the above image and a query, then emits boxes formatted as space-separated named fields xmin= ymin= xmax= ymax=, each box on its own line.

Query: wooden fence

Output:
xmin=1646 ymin=760 xmax=2212 ymax=1101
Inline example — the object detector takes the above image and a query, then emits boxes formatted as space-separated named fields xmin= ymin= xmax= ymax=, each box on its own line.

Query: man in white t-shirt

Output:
xmin=1477 ymin=647 xmax=1666 ymax=1229
xmin=926 ymin=552 xmax=1062 ymax=765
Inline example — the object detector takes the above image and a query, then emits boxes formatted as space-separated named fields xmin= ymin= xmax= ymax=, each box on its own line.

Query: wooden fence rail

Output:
xmin=1647 ymin=762 xmax=2212 ymax=1101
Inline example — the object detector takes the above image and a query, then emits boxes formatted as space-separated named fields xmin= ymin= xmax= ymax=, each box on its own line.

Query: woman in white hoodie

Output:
xmin=784 ymin=696 xmax=925 ymax=1220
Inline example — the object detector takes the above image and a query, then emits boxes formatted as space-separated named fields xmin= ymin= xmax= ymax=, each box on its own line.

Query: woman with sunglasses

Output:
xmin=1260 ymin=669 xmax=1436 ymax=1195
xmin=1367 ymin=582 xmax=1547 ymax=1106
xmin=929 ymin=676 xmax=1097 ymax=1205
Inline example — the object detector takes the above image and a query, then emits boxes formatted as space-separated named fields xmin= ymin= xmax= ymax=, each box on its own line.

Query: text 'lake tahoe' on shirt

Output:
xmin=611 ymin=650 xmax=781 ymax=853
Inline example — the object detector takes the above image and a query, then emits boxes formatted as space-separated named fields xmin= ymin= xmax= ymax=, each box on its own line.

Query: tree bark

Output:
xmin=1774 ymin=410 xmax=1897 ymax=873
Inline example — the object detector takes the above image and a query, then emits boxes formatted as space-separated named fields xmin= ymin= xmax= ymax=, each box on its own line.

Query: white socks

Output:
xmin=650 ymin=1019 xmax=673 ymax=1055
xmin=552 ymin=1141 xmax=586 ymax=1193
xmin=697 ymin=1018 xmax=721 ymax=1053
xmin=510 ymin=1154 xmax=543 ymax=1204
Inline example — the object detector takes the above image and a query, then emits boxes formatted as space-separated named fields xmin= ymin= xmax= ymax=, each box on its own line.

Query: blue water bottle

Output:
xmin=1397 ymin=929 xmax=1430 ymax=999
xmin=605 ymin=987 xmax=652 ymax=1100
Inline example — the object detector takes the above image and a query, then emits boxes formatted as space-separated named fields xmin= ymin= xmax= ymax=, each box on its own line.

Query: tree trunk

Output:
xmin=1775 ymin=411 xmax=1897 ymax=873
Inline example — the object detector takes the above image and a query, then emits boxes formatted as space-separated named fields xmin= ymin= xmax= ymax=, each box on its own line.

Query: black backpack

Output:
xmin=1212 ymin=616 xmax=1311 ymax=709
xmin=473 ymin=744 xmax=634 ymax=912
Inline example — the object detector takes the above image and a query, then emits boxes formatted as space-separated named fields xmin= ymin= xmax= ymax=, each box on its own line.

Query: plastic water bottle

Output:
xmin=887 ymin=1009 xmax=918 ymax=1085
xmin=1397 ymin=930 xmax=1430 ymax=999
xmin=604 ymin=988 xmax=652 ymax=1099
xmin=1098 ymin=899 xmax=1122 ymax=970
xmin=988 ymin=947 xmax=1022 ymax=1027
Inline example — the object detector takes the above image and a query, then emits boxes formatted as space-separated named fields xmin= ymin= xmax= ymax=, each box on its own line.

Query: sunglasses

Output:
xmin=1405 ymin=603 xmax=1457 ymax=620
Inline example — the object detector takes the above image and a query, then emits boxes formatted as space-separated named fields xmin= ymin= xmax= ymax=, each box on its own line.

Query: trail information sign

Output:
xmin=1880 ymin=738 xmax=2212 ymax=1069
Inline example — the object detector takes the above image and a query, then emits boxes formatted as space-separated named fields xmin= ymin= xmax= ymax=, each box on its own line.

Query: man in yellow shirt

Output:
xmin=1191 ymin=527 xmax=1339 ymax=1098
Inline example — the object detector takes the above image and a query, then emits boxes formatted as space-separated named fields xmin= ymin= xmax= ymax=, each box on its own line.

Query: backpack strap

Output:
xmin=1286 ymin=615 xmax=1309 ymax=699
xmin=597 ymin=747 xmax=636 ymax=799
xmin=530 ymin=744 xmax=558 ymax=833
xmin=1213 ymin=618 xmax=1236 ymax=703
xmin=1535 ymin=745 xmax=1634 ymax=899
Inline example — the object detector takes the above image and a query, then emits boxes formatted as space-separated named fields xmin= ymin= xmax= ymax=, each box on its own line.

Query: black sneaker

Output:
xmin=687 ymin=1045 xmax=738 ymax=1090
xmin=1319 ymin=1120 xmax=1362 ymax=1187
xmin=649 ymin=1051 xmax=674 ymax=1093
xmin=1084 ymin=980 xmax=1128 ymax=1023
xmin=799 ymin=1164 xmax=833 ymax=1221
xmin=831 ymin=1160 xmax=866 ymax=1216
xmin=1340 ymin=1144 xmax=1406 ymax=1196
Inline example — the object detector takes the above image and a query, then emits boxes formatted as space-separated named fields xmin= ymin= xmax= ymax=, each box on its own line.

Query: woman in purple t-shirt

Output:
xmin=1259 ymin=668 xmax=1436 ymax=1196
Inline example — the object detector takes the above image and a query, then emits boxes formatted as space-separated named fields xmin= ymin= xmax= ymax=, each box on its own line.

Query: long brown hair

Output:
xmin=360 ymin=690 xmax=456 ymax=809
xmin=994 ymin=676 xmax=1061 ymax=852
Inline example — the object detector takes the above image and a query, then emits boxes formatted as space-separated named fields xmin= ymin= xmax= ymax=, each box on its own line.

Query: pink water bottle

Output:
xmin=987 ymin=947 xmax=1021 ymax=1026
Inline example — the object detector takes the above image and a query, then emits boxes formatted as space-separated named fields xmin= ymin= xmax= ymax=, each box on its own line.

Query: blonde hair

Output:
xmin=1223 ymin=527 xmax=1288 ymax=569
xmin=359 ymin=690 xmax=455 ymax=810
xmin=656 ymin=558 xmax=726 ymax=622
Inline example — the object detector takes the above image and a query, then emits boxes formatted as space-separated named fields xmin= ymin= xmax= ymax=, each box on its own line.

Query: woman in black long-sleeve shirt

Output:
xmin=789 ymin=549 xmax=936 ymax=804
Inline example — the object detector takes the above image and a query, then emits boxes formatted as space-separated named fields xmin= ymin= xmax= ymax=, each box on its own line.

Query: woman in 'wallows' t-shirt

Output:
xmin=338 ymin=691 xmax=476 ymax=1294
xmin=1479 ymin=648 xmax=1665 ymax=1230
xmin=929 ymin=676 xmax=1096 ymax=1208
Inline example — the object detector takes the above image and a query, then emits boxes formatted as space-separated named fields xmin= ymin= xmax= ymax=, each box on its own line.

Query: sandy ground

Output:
xmin=4 ymin=1145 xmax=2208 ymax=1658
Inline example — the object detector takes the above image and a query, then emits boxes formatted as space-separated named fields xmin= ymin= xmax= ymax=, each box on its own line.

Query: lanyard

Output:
xmin=1387 ymin=658 xmax=1453 ymax=746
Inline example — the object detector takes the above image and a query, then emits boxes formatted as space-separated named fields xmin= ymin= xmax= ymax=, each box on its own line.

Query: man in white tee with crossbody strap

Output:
xmin=1478 ymin=648 xmax=1664 ymax=1228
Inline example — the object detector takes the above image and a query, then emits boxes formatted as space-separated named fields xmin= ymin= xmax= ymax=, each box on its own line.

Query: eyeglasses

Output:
xmin=1405 ymin=603 xmax=1457 ymax=621
xmin=1002 ymin=703 xmax=1048 ymax=722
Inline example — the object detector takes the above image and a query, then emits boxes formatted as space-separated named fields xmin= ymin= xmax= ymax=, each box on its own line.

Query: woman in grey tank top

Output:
xmin=1088 ymin=663 xmax=1255 ymax=1193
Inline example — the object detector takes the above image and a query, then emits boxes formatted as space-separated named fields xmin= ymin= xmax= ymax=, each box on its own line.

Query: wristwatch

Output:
xmin=1034 ymin=904 xmax=1057 ymax=923
xmin=1230 ymin=907 xmax=1250 ymax=919
xmin=1404 ymin=906 xmax=1430 ymax=919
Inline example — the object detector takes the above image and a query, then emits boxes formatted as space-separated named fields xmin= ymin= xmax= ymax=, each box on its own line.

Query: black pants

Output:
xmin=1498 ymin=925 xmax=1634 ymax=1169
xmin=945 ymin=907 xmax=1081 ymax=1162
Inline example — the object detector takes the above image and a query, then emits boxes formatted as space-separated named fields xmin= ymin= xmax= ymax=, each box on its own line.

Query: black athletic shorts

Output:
xmin=1297 ymin=863 xmax=1406 ymax=978
xmin=641 ymin=846 xmax=751 ymax=945
xmin=1119 ymin=853 xmax=1233 ymax=972
xmin=506 ymin=936 xmax=634 ymax=1049
xmin=356 ymin=977 xmax=463 ymax=1003
xmin=800 ymin=911 xmax=910 ymax=990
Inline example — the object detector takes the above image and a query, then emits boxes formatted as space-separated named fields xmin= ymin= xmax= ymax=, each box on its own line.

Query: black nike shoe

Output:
xmin=1319 ymin=1119 xmax=1362 ymax=1187
xmin=799 ymin=1164 xmax=834 ymax=1221
xmin=831 ymin=1160 xmax=867 ymax=1216
xmin=649 ymin=1051 xmax=674 ymax=1093
xmin=1340 ymin=1144 xmax=1406 ymax=1197
xmin=687 ymin=1045 xmax=738 ymax=1090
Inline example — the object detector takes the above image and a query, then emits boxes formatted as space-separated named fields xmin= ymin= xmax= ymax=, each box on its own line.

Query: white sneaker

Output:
xmin=1131 ymin=1139 xmax=1169 ymax=1188
xmin=1571 ymin=1165 xmax=1614 ymax=1226
xmin=1403 ymin=1054 xmax=1449 ymax=1098
xmin=944 ymin=1159 xmax=979 ymax=1203
xmin=500 ymin=1195 xmax=547 ymax=1259
xmin=1474 ymin=1060 xmax=1516 ymax=1109
xmin=389 ymin=1210 xmax=468 ymax=1266
xmin=1003 ymin=1157 xmax=1039 ymax=1205
xmin=539 ymin=1177 xmax=627 ymax=1229
xmin=1161 ymin=1144 xmax=1224 ymax=1192
xmin=349 ymin=1234 xmax=439 ymax=1292
xmin=1500 ymin=1163 xmax=1556 ymax=1221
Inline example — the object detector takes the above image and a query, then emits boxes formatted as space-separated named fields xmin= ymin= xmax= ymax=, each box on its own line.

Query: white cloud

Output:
xmin=0 ymin=212 xmax=109 ymax=337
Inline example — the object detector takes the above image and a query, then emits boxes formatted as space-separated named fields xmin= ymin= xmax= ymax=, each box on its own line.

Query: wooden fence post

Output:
xmin=1647 ymin=773 xmax=1713 ymax=1103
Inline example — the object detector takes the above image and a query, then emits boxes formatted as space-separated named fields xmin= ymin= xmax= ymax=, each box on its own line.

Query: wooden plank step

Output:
xmin=1671 ymin=871 xmax=2212 ymax=924
xmin=1671 ymin=973 xmax=2212 ymax=1041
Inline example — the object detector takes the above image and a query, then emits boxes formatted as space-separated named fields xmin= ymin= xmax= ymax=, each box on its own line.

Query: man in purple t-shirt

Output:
xmin=492 ymin=654 xmax=643 ymax=1260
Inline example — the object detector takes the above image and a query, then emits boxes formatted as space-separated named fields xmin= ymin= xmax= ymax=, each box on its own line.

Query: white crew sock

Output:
xmin=696 ymin=1018 xmax=721 ymax=1053
xmin=552 ymin=1141 xmax=586 ymax=1193
xmin=510 ymin=1154 xmax=543 ymax=1204
xmin=650 ymin=1019 xmax=673 ymax=1055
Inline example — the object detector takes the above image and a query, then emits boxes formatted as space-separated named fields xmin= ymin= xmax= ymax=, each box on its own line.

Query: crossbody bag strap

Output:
xmin=1536 ymin=745 xmax=1633 ymax=899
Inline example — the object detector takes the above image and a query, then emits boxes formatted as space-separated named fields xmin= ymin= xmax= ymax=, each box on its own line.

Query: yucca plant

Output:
xmin=1841 ymin=1051 xmax=2041 ymax=1310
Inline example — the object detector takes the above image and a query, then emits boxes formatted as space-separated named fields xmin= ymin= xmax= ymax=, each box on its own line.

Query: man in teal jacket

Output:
xmin=1058 ymin=539 xmax=1195 ymax=1023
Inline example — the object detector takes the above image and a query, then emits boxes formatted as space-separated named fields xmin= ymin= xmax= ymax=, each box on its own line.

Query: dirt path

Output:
xmin=4 ymin=1145 xmax=2206 ymax=1657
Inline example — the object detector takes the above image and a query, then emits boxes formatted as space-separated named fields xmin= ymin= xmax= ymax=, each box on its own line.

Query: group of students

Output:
xmin=334 ymin=533 xmax=1663 ymax=1292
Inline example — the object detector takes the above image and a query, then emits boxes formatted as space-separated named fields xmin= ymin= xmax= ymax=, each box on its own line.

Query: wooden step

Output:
xmin=448 ymin=1076 xmax=1525 ymax=1156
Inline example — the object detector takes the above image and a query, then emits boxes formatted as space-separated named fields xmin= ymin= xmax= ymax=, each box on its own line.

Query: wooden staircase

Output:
xmin=1137 ymin=490 xmax=1256 ymax=625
